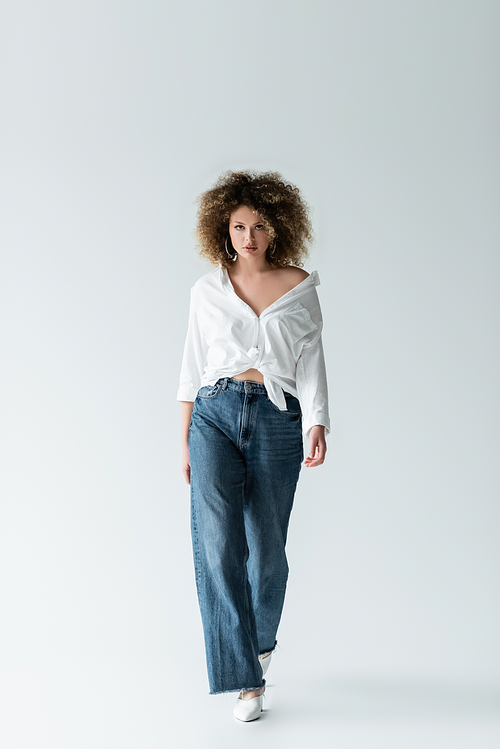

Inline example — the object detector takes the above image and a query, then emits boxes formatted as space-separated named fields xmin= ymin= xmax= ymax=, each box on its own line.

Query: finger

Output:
xmin=304 ymin=445 xmax=326 ymax=466
xmin=305 ymin=456 xmax=323 ymax=467
xmin=304 ymin=455 xmax=318 ymax=466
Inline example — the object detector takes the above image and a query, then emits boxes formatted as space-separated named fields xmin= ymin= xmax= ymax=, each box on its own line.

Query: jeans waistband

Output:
xmin=216 ymin=377 xmax=269 ymax=395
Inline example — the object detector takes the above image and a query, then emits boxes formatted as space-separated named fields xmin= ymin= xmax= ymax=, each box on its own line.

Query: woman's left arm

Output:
xmin=294 ymin=290 xmax=330 ymax=466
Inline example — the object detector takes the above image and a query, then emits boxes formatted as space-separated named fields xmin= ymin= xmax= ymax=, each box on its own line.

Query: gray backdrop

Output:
xmin=1 ymin=1 xmax=499 ymax=747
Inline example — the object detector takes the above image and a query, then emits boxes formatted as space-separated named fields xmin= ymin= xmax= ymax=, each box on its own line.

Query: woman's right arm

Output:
xmin=181 ymin=401 xmax=194 ymax=484
xmin=177 ymin=285 xmax=209 ymax=485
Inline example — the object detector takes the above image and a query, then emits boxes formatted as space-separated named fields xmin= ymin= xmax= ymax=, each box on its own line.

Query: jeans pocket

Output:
xmin=267 ymin=394 xmax=302 ymax=418
xmin=196 ymin=382 xmax=222 ymax=400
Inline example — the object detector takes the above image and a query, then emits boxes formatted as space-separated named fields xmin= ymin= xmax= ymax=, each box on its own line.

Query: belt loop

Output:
xmin=221 ymin=378 xmax=229 ymax=390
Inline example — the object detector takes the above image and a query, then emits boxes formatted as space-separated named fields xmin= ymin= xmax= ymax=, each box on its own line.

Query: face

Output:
xmin=228 ymin=205 xmax=270 ymax=261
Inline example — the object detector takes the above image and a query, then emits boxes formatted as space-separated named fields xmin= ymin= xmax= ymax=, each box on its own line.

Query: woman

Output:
xmin=177 ymin=170 xmax=329 ymax=721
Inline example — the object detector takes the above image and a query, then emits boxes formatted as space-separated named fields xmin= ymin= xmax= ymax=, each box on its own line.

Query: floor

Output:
xmin=2 ymin=645 xmax=500 ymax=748
xmin=175 ymin=668 xmax=500 ymax=749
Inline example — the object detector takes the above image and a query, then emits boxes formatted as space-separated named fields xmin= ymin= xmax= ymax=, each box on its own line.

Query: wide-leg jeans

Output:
xmin=189 ymin=377 xmax=303 ymax=694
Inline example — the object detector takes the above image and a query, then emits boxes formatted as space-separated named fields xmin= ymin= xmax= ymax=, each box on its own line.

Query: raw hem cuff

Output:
xmin=209 ymin=678 xmax=266 ymax=696
xmin=258 ymin=639 xmax=277 ymax=657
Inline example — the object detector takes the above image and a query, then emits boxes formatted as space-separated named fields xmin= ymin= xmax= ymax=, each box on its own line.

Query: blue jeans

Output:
xmin=189 ymin=377 xmax=304 ymax=694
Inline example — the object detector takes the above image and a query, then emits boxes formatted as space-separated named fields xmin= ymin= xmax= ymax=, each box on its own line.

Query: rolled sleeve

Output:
xmin=176 ymin=287 xmax=208 ymax=402
xmin=296 ymin=333 xmax=330 ymax=439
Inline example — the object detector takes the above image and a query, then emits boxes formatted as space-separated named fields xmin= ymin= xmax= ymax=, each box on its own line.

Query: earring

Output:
xmin=225 ymin=237 xmax=236 ymax=259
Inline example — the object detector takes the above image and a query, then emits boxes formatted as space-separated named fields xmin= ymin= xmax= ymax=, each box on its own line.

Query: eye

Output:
xmin=234 ymin=224 xmax=244 ymax=230
xmin=255 ymin=224 xmax=265 ymax=230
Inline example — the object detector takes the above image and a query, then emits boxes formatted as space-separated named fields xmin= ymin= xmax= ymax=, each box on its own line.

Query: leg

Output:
xmin=189 ymin=393 xmax=264 ymax=694
xmin=243 ymin=393 xmax=303 ymax=654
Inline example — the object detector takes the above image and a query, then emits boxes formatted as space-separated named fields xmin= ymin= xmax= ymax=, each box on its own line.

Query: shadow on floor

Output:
xmin=281 ymin=675 xmax=500 ymax=722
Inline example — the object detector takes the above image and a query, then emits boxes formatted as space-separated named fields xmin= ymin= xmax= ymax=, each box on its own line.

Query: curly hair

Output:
xmin=195 ymin=170 xmax=313 ymax=269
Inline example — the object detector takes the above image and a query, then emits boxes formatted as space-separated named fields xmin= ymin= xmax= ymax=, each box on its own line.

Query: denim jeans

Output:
xmin=189 ymin=377 xmax=304 ymax=694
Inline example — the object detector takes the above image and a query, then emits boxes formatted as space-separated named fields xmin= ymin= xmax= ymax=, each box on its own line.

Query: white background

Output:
xmin=1 ymin=1 xmax=499 ymax=747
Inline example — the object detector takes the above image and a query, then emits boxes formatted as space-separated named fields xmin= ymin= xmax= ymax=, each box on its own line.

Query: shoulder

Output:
xmin=279 ymin=266 xmax=309 ymax=283
xmin=284 ymin=266 xmax=309 ymax=281
xmin=192 ymin=266 xmax=223 ymax=295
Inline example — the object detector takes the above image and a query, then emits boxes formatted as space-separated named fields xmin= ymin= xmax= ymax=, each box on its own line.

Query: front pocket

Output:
xmin=278 ymin=303 xmax=318 ymax=345
xmin=267 ymin=394 xmax=302 ymax=418
xmin=196 ymin=384 xmax=221 ymax=399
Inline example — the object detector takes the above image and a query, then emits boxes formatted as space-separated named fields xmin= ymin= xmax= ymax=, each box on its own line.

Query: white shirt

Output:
xmin=177 ymin=266 xmax=330 ymax=437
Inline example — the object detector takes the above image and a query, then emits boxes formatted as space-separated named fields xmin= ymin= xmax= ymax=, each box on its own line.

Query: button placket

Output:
xmin=245 ymin=316 xmax=258 ymax=365
xmin=249 ymin=317 xmax=263 ymax=368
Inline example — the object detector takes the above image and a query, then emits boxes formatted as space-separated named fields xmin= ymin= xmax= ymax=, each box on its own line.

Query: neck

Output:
xmin=231 ymin=255 xmax=272 ymax=278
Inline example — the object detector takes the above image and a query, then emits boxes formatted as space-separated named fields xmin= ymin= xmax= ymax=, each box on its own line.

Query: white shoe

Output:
xmin=233 ymin=692 xmax=264 ymax=722
xmin=258 ymin=650 xmax=273 ymax=676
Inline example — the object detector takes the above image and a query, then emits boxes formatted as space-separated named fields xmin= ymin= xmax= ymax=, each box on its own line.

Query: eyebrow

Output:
xmin=230 ymin=219 xmax=263 ymax=224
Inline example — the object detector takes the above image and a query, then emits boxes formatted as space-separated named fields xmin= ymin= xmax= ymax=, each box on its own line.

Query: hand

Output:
xmin=304 ymin=425 xmax=327 ymax=467
xmin=182 ymin=445 xmax=191 ymax=485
